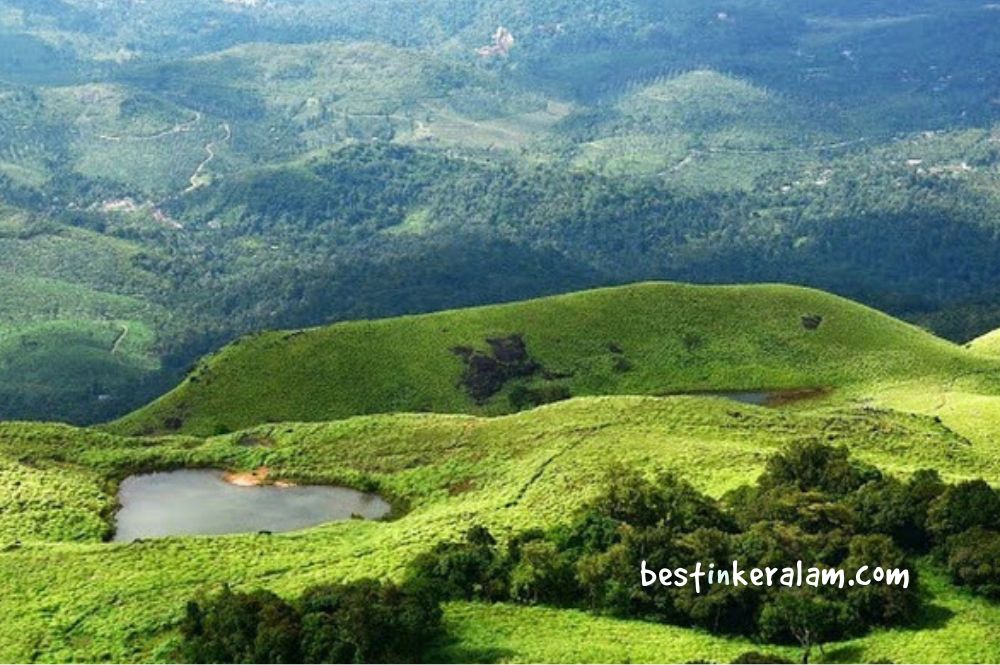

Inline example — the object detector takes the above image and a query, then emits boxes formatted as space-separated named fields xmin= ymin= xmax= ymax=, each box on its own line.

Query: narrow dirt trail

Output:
xmin=97 ymin=112 xmax=202 ymax=142
xmin=111 ymin=323 xmax=129 ymax=355
xmin=184 ymin=122 xmax=231 ymax=194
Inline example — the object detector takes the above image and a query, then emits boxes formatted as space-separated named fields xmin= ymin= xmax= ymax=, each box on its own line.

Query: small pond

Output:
xmin=668 ymin=389 xmax=828 ymax=407
xmin=714 ymin=391 xmax=771 ymax=406
xmin=113 ymin=469 xmax=391 ymax=542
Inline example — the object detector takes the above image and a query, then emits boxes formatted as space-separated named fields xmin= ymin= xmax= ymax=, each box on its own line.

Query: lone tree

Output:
xmin=758 ymin=591 xmax=842 ymax=664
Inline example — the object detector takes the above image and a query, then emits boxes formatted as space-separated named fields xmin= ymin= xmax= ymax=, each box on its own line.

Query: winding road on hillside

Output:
xmin=97 ymin=111 xmax=202 ymax=142
xmin=111 ymin=323 xmax=129 ymax=356
xmin=184 ymin=122 xmax=231 ymax=194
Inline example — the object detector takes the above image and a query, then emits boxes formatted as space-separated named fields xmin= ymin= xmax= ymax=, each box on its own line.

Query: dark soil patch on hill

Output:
xmin=237 ymin=432 xmax=275 ymax=448
xmin=801 ymin=314 xmax=824 ymax=330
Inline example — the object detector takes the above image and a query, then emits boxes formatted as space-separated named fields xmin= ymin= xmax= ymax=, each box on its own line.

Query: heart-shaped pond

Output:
xmin=113 ymin=469 xmax=391 ymax=541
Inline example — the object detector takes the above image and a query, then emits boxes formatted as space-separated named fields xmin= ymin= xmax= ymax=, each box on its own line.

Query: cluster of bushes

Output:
xmin=406 ymin=442 xmax=1000 ymax=658
xmin=181 ymin=443 xmax=1000 ymax=663
xmin=181 ymin=579 xmax=441 ymax=664
xmin=930 ymin=480 xmax=1000 ymax=599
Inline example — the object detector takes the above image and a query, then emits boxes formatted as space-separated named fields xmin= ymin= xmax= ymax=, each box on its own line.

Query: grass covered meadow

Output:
xmin=112 ymin=282 xmax=991 ymax=437
xmin=3 ymin=283 xmax=1000 ymax=661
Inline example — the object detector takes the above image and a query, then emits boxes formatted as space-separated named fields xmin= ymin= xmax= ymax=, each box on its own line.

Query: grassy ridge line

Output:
xmin=3 ymin=394 xmax=1000 ymax=661
xmin=111 ymin=281 xmax=990 ymax=437
xmin=9 ymin=395 xmax=1000 ymax=543
xmin=970 ymin=328 xmax=1000 ymax=356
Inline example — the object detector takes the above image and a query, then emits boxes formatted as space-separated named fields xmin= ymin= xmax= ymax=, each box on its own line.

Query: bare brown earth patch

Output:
xmin=448 ymin=478 xmax=477 ymax=495
xmin=765 ymin=387 xmax=831 ymax=406
xmin=223 ymin=466 xmax=295 ymax=487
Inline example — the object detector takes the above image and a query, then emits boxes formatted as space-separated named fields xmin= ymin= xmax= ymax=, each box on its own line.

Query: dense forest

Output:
xmin=3 ymin=0 xmax=1000 ymax=422
xmin=7 ymin=4 xmax=1000 ymax=664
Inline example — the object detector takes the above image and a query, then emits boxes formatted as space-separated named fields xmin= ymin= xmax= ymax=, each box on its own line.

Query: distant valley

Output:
xmin=3 ymin=0 xmax=1000 ymax=423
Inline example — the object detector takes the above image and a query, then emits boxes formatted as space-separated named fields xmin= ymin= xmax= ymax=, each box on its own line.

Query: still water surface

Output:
xmin=114 ymin=469 xmax=390 ymax=541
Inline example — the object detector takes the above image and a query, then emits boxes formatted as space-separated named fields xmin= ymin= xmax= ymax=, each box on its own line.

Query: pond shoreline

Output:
xmin=660 ymin=388 xmax=830 ymax=407
xmin=222 ymin=465 xmax=295 ymax=488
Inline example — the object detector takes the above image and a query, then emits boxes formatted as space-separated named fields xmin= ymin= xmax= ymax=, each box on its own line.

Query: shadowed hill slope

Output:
xmin=110 ymin=282 xmax=992 ymax=437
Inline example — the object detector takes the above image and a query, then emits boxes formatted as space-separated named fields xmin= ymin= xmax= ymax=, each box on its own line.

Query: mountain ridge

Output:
xmin=110 ymin=281 xmax=992 ymax=437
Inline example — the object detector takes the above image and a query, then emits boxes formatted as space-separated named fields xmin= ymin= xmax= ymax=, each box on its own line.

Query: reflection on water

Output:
xmin=114 ymin=469 xmax=390 ymax=541
xmin=715 ymin=391 xmax=771 ymax=406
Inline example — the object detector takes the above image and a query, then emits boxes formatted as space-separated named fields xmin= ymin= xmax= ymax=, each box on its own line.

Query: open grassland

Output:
xmin=0 ymin=457 xmax=112 ymax=543
xmin=5 ymin=286 xmax=1000 ymax=661
xmin=7 ymin=385 xmax=1000 ymax=660
xmin=113 ymin=282 xmax=998 ymax=437
xmin=970 ymin=328 xmax=1000 ymax=357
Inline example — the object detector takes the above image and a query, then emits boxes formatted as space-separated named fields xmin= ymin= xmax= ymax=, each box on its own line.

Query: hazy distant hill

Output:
xmin=3 ymin=0 xmax=1000 ymax=423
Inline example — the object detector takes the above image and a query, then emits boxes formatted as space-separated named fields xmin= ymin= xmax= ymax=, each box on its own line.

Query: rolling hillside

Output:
xmin=112 ymin=282 xmax=993 ymax=437
xmin=3 ymin=2 xmax=1000 ymax=662
xmin=4 ymin=392 xmax=1000 ymax=661
xmin=4 ymin=282 xmax=1000 ymax=661
xmin=0 ymin=206 xmax=171 ymax=423
xmin=567 ymin=70 xmax=834 ymax=185
xmin=7 ymin=1 xmax=1000 ymax=425
xmin=970 ymin=328 xmax=1000 ymax=357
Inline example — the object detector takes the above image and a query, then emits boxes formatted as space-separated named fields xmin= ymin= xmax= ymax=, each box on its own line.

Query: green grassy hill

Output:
xmin=567 ymin=70 xmax=835 ymax=187
xmin=111 ymin=282 xmax=992 ymax=437
xmin=5 ymin=283 xmax=1000 ymax=661
xmin=5 ymin=390 xmax=1000 ymax=661
xmin=970 ymin=328 xmax=1000 ymax=356
xmin=0 ymin=207 xmax=171 ymax=423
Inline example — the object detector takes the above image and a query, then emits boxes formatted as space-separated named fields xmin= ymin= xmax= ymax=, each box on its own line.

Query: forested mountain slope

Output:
xmin=4 ymin=0 xmax=1000 ymax=423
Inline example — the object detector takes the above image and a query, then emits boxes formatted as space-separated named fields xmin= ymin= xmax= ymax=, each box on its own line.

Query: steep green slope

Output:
xmin=112 ymin=282 xmax=991 ymax=437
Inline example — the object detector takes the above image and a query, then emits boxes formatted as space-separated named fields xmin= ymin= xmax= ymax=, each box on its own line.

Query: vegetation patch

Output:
xmin=801 ymin=315 xmax=824 ymax=331
xmin=182 ymin=579 xmax=442 ymax=664
xmin=408 ymin=442 xmax=941 ymax=662
xmin=452 ymin=335 xmax=542 ymax=403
